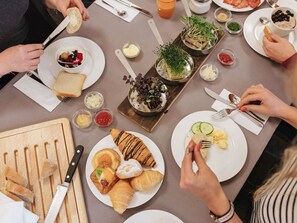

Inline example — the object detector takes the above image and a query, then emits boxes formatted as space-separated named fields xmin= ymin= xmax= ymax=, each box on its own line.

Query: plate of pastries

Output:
xmin=85 ymin=128 xmax=165 ymax=214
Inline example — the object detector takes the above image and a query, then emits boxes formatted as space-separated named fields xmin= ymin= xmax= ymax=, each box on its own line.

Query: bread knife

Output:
xmin=44 ymin=145 xmax=84 ymax=223
xmin=114 ymin=0 xmax=153 ymax=18
xmin=43 ymin=16 xmax=70 ymax=46
xmin=204 ymin=87 xmax=264 ymax=127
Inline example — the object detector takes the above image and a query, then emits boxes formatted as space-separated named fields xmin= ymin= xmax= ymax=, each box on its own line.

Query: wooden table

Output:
xmin=0 ymin=1 xmax=291 ymax=222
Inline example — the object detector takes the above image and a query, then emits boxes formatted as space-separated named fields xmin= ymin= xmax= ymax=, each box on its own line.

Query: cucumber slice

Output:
xmin=191 ymin=122 xmax=202 ymax=134
xmin=199 ymin=122 xmax=214 ymax=135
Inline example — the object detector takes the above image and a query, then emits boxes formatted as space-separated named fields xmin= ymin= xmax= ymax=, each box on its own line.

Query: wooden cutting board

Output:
xmin=0 ymin=118 xmax=88 ymax=223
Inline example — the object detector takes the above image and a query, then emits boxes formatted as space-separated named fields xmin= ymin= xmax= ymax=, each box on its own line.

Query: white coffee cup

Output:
xmin=269 ymin=7 xmax=296 ymax=37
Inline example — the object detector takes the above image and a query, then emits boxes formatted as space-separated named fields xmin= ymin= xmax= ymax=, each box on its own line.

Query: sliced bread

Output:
xmin=5 ymin=180 xmax=34 ymax=203
xmin=53 ymin=71 xmax=87 ymax=97
xmin=66 ymin=7 xmax=83 ymax=34
xmin=40 ymin=159 xmax=58 ymax=179
xmin=3 ymin=165 xmax=28 ymax=187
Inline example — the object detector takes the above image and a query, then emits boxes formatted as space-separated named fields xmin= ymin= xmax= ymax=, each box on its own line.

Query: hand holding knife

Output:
xmin=44 ymin=145 xmax=84 ymax=223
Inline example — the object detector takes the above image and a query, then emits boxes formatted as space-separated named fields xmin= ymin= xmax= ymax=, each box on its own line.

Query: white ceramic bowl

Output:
xmin=269 ymin=7 xmax=296 ymax=37
xmin=56 ymin=45 xmax=86 ymax=73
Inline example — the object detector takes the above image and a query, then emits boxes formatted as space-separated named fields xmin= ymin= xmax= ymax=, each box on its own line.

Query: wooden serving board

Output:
xmin=0 ymin=118 xmax=88 ymax=223
xmin=118 ymin=31 xmax=225 ymax=132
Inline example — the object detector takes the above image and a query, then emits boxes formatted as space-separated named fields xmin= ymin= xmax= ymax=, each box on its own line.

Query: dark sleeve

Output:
xmin=282 ymin=53 xmax=297 ymax=70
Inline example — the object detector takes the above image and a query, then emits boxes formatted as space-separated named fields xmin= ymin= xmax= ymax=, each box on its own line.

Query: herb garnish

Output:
xmin=123 ymin=74 xmax=168 ymax=110
xmin=156 ymin=43 xmax=188 ymax=78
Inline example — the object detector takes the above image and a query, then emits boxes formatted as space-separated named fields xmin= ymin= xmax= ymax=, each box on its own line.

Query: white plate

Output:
xmin=124 ymin=210 xmax=183 ymax=223
xmin=243 ymin=8 xmax=297 ymax=57
xmin=86 ymin=131 xmax=165 ymax=209
xmin=38 ymin=36 xmax=105 ymax=89
xmin=213 ymin=0 xmax=264 ymax=12
xmin=171 ymin=111 xmax=247 ymax=182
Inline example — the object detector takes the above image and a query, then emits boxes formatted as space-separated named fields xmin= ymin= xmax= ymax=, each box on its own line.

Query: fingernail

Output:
xmin=196 ymin=144 xmax=201 ymax=152
xmin=240 ymin=107 xmax=247 ymax=112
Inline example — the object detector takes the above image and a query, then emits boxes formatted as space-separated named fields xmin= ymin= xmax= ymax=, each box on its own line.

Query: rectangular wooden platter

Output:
xmin=118 ymin=32 xmax=225 ymax=132
xmin=0 ymin=118 xmax=88 ymax=223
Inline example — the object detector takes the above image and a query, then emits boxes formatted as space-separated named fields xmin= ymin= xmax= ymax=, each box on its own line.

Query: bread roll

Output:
xmin=3 ymin=165 xmax=28 ymax=187
xmin=110 ymin=128 xmax=156 ymax=168
xmin=130 ymin=170 xmax=163 ymax=191
xmin=90 ymin=167 xmax=118 ymax=194
xmin=108 ymin=180 xmax=133 ymax=214
xmin=116 ymin=159 xmax=143 ymax=179
xmin=53 ymin=71 xmax=86 ymax=97
xmin=40 ymin=159 xmax=58 ymax=179
xmin=5 ymin=180 xmax=34 ymax=203
xmin=92 ymin=148 xmax=120 ymax=170
xmin=66 ymin=7 xmax=83 ymax=34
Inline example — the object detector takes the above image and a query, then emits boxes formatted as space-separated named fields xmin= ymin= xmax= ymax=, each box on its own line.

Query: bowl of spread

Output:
xmin=217 ymin=49 xmax=235 ymax=66
xmin=84 ymin=91 xmax=104 ymax=111
xmin=199 ymin=64 xmax=219 ymax=81
xmin=94 ymin=108 xmax=113 ymax=127
xmin=225 ymin=19 xmax=242 ymax=35
xmin=214 ymin=7 xmax=232 ymax=23
xmin=122 ymin=42 xmax=141 ymax=59
xmin=72 ymin=109 xmax=93 ymax=129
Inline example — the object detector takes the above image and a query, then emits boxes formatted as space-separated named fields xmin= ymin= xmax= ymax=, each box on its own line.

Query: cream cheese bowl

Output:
xmin=269 ymin=7 xmax=296 ymax=37
xmin=84 ymin=91 xmax=104 ymax=111
xmin=122 ymin=42 xmax=141 ymax=59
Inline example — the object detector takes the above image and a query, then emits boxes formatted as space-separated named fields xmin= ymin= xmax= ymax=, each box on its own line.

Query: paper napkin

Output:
xmin=0 ymin=192 xmax=39 ymax=223
xmin=14 ymin=74 xmax=61 ymax=112
xmin=211 ymin=89 xmax=268 ymax=135
xmin=95 ymin=0 xmax=139 ymax=22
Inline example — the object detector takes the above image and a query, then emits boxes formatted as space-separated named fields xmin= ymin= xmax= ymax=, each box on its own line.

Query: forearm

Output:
xmin=0 ymin=53 xmax=12 ymax=76
xmin=278 ymin=105 xmax=297 ymax=128
xmin=43 ymin=0 xmax=58 ymax=9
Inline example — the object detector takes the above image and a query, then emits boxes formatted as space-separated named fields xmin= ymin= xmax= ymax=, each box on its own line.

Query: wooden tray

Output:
xmin=118 ymin=32 xmax=225 ymax=132
xmin=0 ymin=118 xmax=88 ymax=223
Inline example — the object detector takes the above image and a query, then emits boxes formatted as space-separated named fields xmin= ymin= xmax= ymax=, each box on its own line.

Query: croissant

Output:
xmin=110 ymin=128 xmax=156 ymax=168
xmin=108 ymin=180 xmax=134 ymax=214
xmin=130 ymin=170 xmax=164 ymax=191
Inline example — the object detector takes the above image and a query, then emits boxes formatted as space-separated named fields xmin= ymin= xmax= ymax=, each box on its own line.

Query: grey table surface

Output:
xmin=0 ymin=1 xmax=291 ymax=222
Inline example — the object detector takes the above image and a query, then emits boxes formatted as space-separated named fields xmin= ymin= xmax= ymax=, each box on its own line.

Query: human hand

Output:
xmin=237 ymin=84 xmax=290 ymax=118
xmin=180 ymin=140 xmax=229 ymax=215
xmin=56 ymin=0 xmax=90 ymax=20
xmin=0 ymin=44 xmax=44 ymax=74
xmin=263 ymin=34 xmax=296 ymax=63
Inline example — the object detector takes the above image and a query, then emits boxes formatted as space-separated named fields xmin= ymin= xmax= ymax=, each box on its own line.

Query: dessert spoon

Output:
xmin=102 ymin=0 xmax=126 ymax=16
xmin=259 ymin=17 xmax=269 ymax=25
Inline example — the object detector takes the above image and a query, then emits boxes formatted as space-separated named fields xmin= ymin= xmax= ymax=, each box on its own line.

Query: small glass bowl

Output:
xmin=84 ymin=91 xmax=104 ymax=111
xmin=72 ymin=109 xmax=93 ymax=129
xmin=199 ymin=64 xmax=219 ymax=81
xmin=122 ymin=42 xmax=141 ymax=59
xmin=225 ymin=19 xmax=243 ymax=35
xmin=217 ymin=49 xmax=235 ymax=66
xmin=94 ymin=108 xmax=113 ymax=127
xmin=214 ymin=7 xmax=232 ymax=23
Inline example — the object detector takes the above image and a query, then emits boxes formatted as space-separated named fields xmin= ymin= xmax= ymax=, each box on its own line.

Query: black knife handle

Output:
xmin=64 ymin=145 xmax=84 ymax=183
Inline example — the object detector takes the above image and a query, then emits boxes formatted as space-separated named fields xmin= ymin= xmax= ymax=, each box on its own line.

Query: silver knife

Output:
xmin=43 ymin=16 xmax=70 ymax=46
xmin=114 ymin=0 xmax=153 ymax=18
xmin=204 ymin=87 xmax=264 ymax=127
xmin=44 ymin=145 xmax=84 ymax=223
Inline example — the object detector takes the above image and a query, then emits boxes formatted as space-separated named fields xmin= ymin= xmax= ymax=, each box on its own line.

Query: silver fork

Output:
xmin=199 ymin=140 xmax=212 ymax=149
xmin=211 ymin=107 xmax=239 ymax=120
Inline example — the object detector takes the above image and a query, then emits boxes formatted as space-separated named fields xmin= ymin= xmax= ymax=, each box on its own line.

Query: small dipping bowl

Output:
xmin=94 ymin=108 xmax=113 ymax=127
xmin=217 ymin=49 xmax=235 ymax=66
xmin=122 ymin=42 xmax=141 ymax=59
xmin=214 ymin=7 xmax=232 ymax=23
xmin=199 ymin=64 xmax=219 ymax=81
xmin=72 ymin=109 xmax=93 ymax=129
xmin=84 ymin=91 xmax=104 ymax=111
xmin=225 ymin=18 xmax=243 ymax=35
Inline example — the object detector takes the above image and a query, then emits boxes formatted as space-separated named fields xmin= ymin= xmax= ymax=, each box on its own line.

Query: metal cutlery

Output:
xmin=114 ymin=0 xmax=153 ymax=18
xmin=43 ymin=16 xmax=70 ymax=46
xmin=102 ymin=0 xmax=127 ymax=16
xmin=211 ymin=107 xmax=239 ymax=120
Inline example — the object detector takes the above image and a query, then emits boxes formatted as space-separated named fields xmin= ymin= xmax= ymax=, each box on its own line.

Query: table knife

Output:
xmin=114 ymin=0 xmax=153 ymax=18
xmin=43 ymin=16 xmax=70 ymax=46
xmin=44 ymin=145 xmax=84 ymax=223
xmin=204 ymin=87 xmax=264 ymax=127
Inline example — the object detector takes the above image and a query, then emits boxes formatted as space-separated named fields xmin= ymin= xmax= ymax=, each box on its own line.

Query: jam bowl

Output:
xmin=94 ymin=108 xmax=113 ymax=127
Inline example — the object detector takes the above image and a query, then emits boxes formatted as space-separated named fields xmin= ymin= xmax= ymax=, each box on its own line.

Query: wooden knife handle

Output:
xmin=64 ymin=145 xmax=84 ymax=183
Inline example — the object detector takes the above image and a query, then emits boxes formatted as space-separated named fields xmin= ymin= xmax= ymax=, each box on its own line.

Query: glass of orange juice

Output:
xmin=157 ymin=0 xmax=176 ymax=19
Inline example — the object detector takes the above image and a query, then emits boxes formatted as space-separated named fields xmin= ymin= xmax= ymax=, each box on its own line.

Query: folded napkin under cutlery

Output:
xmin=211 ymin=89 xmax=268 ymax=135
xmin=0 ymin=192 xmax=39 ymax=223
xmin=95 ymin=0 xmax=139 ymax=22
xmin=13 ymin=74 xmax=61 ymax=112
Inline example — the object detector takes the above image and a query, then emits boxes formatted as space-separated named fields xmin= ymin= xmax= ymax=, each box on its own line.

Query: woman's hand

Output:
xmin=237 ymin=84 xmax=290 ymax=117
xmin=0 ymin=44 xmax=44 ymax=75
xmin=262 ymin=34 xmax=296 ymax=63
xmin=180 ymin=140 xmax=230 ymax=215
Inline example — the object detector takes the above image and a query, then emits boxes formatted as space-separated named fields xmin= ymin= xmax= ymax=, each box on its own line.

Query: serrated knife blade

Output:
xmin=43 ymin=16 xmax=70 ymax=46
xmin=44 ymin=145 xmax=84 ymax=223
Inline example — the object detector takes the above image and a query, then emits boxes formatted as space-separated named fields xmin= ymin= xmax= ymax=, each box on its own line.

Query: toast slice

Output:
xmin=3 ymin=165 xmax=28 ymax=187
xmin=66 ymin=7 xmax=83 ymax=34
xmin=53 ymin=71 xmax=86 ymax=97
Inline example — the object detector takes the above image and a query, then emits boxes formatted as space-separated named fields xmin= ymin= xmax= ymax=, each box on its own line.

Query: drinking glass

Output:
xmin=157 ymin=0 xmax=176 ymax=19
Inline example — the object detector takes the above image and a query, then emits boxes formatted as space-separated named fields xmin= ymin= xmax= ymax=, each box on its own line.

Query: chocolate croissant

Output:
xmin=108 ymin=180 xmax=134 ymax=214
xmin=130 ymin=170 xmax=164 ymax=191
xmin=110 ymin=128 xmax=156 ymax=168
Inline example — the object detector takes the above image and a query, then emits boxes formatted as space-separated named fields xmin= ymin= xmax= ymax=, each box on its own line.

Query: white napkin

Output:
xmin=0 ymin=192 xmax=39 ymax=223
xmin=211 ymin=89 xmax=268 ymax=135
xmin=13 ymin=74 xmax=61 ymax=112
xmin=95 ymin=0 xmax=139 ymax=22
